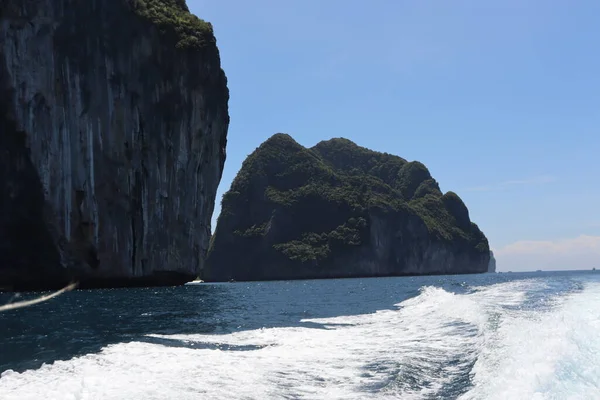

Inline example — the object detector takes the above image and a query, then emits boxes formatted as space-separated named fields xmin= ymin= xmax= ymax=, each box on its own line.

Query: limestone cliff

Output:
xmin=0 ymin=0 xmax=229 ymax=290
xmin=487 ymin=250 xmax=497 ymax=273
xmin=204 ymin=134 xmax=489 ymax=282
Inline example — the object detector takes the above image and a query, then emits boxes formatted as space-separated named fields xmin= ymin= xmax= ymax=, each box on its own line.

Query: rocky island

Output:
xmin=0 ymin=0 xmax=229 ymax=290
xmin=204 ymin=134 xmax=490 ymax=282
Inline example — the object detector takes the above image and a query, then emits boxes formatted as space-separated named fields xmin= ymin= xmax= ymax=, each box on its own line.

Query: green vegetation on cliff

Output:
xmin=210 ymin=134 xmax=489 ymax=267
xmin=129 ymin=0 xmax=214 ymax=49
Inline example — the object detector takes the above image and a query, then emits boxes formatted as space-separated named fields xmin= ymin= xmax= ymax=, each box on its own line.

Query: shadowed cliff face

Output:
xmin=488 ymin=251 xmax=497 ymax=273
xmin=0 ymin=0 xmax=229 ymax=290
xmin=205 ymin=134 xmax=489 ymax=282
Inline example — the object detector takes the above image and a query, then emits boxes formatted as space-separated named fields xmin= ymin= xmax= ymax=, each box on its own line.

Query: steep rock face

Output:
xmin=487 ymin=250 xmax=497 ymax=273
xmin=205 ymin=134 xmax=489 ymax=282
xmin=0 ymin=0 xmax=229 ymax=290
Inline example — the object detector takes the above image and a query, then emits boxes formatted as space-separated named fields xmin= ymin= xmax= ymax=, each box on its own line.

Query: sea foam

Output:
xmin=0 ymin=279 xmax=598 ymax=400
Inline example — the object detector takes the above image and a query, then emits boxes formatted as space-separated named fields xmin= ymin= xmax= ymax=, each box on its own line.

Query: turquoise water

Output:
xmin=0 ymin=270 xmax=598 ymax=399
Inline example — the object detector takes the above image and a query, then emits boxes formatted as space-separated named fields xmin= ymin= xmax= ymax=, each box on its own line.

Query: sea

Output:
xmin=0 ymin=270 xmax=598 ymax=400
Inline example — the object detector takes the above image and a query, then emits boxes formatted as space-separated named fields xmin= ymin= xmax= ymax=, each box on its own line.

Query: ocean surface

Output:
xmin=0 ymin=270 xmax=598 ymax=399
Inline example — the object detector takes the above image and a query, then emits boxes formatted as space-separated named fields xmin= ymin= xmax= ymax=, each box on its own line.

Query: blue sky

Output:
xmin=189 ymin=0 xmax=599 ymax=271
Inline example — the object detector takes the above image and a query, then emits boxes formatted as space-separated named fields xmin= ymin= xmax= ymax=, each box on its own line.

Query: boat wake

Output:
xmin=1 ymin=279 xmax=598 ymax=399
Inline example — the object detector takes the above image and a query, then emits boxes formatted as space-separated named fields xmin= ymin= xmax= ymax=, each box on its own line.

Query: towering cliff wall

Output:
xmin=205 ymin=134 xmax=489 ymax=282
xmin=0 ymin=0 xmax=229 ymax=290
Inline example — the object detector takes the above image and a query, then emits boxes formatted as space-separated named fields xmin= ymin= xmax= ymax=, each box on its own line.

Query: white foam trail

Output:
xmin=0 ymin=286 xmax=487 ymax=399
xmin=460 ymin=281 xmax=600 ymax=400
xmin=0 ymin=279 xmax=597 ymax=399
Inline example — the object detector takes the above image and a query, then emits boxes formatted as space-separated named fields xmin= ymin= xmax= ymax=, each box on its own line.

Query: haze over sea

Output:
xmin=1 ymin=270 xmax=599 ymax=399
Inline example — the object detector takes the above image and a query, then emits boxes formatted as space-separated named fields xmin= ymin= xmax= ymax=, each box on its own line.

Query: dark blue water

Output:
xmin=0 ymin=270 xmax=598 ymax=399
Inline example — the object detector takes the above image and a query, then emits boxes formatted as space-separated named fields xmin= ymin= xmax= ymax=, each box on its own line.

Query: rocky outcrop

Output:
xmin=0 ymin=0 xmax=229 ymax=290
xmin=204 ymin=134 xmax=489 ymax=282
xmin=487 ymin=250 xmax=496 ymax=273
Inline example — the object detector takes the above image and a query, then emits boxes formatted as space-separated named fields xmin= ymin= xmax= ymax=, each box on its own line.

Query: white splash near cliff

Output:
xmin=0 ymin=0 xmax=229 ymax=288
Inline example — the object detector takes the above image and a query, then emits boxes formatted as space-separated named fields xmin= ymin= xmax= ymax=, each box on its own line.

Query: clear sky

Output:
xmin=188 ymin=0 xmax=599 ymax=272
